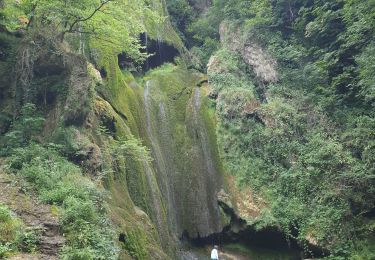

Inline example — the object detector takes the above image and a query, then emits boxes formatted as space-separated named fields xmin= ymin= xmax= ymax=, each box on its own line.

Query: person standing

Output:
xmin=211 ymin=245 xmax=219 ymax=260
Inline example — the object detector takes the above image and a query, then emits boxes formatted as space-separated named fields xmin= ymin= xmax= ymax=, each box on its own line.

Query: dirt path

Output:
xmin=0 ymin=162 xmax=65 ymax=260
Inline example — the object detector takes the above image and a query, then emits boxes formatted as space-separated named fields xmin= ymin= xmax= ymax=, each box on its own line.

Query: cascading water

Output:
xmin=144 ymin=81 xmax=178 ymax=234
xmin=157 ymin=101 xmax=179 ymax=231
xmin=141 ymin=160 xmax=164 ymax=231
xmin=138 ymin=81 xmax=176 ymax=251
xmin=187 ymin=87 xmax=222 ymax=236
xmin=141 ymin=73 xmax=224 ymax=241
xmin=192 ymin=88 xmax=217 ymax=183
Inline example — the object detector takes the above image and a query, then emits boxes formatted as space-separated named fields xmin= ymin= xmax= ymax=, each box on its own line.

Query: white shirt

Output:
xmin=211 ymin=248 xmax=219 ymax=259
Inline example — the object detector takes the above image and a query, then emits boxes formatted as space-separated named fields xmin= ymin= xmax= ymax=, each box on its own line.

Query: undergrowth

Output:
xmin=0 ymin=204 xmax=40 ymax=257
xmin=6 ymin=144 xmax=119 ymax=260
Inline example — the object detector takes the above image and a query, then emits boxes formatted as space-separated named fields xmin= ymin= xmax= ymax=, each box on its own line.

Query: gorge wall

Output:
xmin=0 ymin=28 xmax=231 ymax=260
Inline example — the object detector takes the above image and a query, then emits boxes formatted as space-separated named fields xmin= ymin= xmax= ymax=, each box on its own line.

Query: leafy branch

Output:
xmin=60 ymin=0 xmax=114 ymax=41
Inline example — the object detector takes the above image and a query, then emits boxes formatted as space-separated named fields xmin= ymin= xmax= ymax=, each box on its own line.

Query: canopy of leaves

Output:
xmin=0 ymin=0 xmax=159 ymax=61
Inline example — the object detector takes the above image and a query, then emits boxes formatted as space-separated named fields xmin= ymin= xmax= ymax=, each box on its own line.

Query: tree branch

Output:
xmin=64 ymin=0 xmax=113 ymax=35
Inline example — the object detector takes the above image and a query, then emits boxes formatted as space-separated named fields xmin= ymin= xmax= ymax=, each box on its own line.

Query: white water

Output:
xmin=144 ymin=81 xmax=178 ymax=233
xmin=142 ymin=80 xmax=223 ymax=243
xmin=190 ymin=87 xmax=222 ymax=234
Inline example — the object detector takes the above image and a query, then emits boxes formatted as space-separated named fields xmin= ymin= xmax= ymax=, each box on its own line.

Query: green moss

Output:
xmin=200 ymin=87 xmax=225 ymax=177
xmin=94 ymin=97 xmax=154 ymax=216
xmin=84 ymin=42 xmax=169 ymax=256
xmin=351 ymin=235 xmax=375 ymax=260
xmin=143 ymin=1 xmax=188 ymax=60
xmin=121 ymin=229 xmax=148 ymax=259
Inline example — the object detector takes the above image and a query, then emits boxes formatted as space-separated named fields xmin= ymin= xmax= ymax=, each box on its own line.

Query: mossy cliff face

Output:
xmin=86 ymin=43 xmax=174 ymax=257
xmin=95 ymin=57 xmax=226 ymax=239
xmin=0 ymin=4 xmax=227 ymax=257
xmin=0 ymin=32 xmax=173 ymax=258
xmin=140 ymin=65 xmax=225 ymax=238
xmin=87 ymin=40 xmax=226 ymax=255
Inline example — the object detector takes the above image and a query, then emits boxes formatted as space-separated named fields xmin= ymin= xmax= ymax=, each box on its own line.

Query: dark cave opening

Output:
xmin=140 ymin=33 xmax=179 ymax=70
xmin=117 ymin=33 xmax=179 ymax=72
xmin=181 ymin=202 xmax=328 ymax=259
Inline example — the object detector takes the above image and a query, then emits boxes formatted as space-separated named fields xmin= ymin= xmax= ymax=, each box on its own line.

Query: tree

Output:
xmin=1 ymin=0 xmax=159 ymax=61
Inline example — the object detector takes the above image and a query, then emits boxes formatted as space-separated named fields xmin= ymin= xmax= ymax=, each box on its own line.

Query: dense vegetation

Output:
xmin=0 ymin=0 xmax=161 ymax=259
xmin=0 ymin=0 xmax=374 ymax=259
xmin=0 ymin=103 xmax=118 ymax=259
xmin=169 ymin=0 xmax=375 ymax=258
xmin=0 ymin=0 xmax=157 ymax=59
xmin=0 ymin=203 xmax=41 ymax=257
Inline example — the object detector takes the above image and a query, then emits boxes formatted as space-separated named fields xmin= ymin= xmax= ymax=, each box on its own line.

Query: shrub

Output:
xmin=6 ymin=144 xmax=119 ymax=259
xmin=0 ymin=204 xmax=22 ymax=243
xmin=18 ymin=228 xmax=41 ymax=253
xmin=0 ymin=204 xmax=22 ymax=257
xmin=0 ymin=103 xmax=44 ymax=155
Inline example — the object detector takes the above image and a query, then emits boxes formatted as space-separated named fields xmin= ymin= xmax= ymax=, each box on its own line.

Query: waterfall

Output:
xmin=144 ymin=81 xmax=178 ymax=234
xmin=141 ymin=160 xmax=164 ymax=232
xmin=192 ymin=88 xmax=216 ymax=185
xmin=189 ymin=87 xmax=222 ymax=236
xmin=157 ymin=101 xmax=179 ymax=232
xmin=140 ymin=81 xmax=169 ymax=239
xmin=141 ymin=72 xmax=223 ymax=242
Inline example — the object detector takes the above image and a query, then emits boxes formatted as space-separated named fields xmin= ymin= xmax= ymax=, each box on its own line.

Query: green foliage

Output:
xmin=200 ymin=0 xmax=375 ymax=256
xmin=1 ymin=0 xmax=159 ymax=61
xmin=0 ymin=204 xmax=22 ymax=243
xmin=111 ymin=136 xmax=153 ymax=163
xmin=190 ymin=37 xmax=220 ymax=67
xmin=166 ymin=0 xmax=221 ymax=67
xmin=0 ymin=103 xmax=44 ymax=155
xmin=6 ymin=144 xmax=119 ymax=259
xmin=208 ymin=48 xmax=255 ymax=91
xmin=121 ymin=229 xmax=148 ymax=259
xmin=356 ymin=44 xmax=375 ymax=103
xmin=18 ymin=228 xmax=41 ymax=253
xmin=0 ymin=204 xmax=22 ymax=257
xmin=166 ymin=0 xmax=195 ymax=45
xmin=215 ymin=86 xmax=374 ymax=255
xmin=0 ymin=243 xmax=12 ymax=258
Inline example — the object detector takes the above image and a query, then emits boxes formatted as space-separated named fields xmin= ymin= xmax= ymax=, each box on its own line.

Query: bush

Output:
xmin=0 ymin=103 xmax=44 ymax=155
xmin=0 ymin=204 xmax=22 ymax=244
xmin=121 ymin=230 xmax=148 ymax=259
xmin=0 ymin=243 xmax=12 ymax=258
xmin=0 ymin=204 xmax=22 ymax=257
xmin=18 ymin=228 xmax=41 ymax=253
xmin=6 ymin=144 xmax=119 ymax=259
